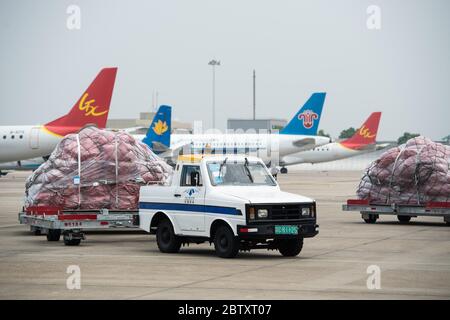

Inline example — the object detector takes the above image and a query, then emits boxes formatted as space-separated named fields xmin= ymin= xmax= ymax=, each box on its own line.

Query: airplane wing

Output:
xmin=122 ymin=126 xmax=146 ymax=134
xmin=291 ymin=138 xmax=317 ymax=151
xmin=352 ymin=143 xmax=377 ymax=151
xmin=160 ymin=141 xmax=192 ymax=156
xmin=375 ymin=143 xmax=393 ymax=151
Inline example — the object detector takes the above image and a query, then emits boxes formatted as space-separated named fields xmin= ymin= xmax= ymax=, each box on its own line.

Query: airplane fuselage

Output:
xmin=281 ymin=142 xmax=376 ymax=166
xmin=0 ymin=126 xmax=61 ymax=163
xmin=136 ymin=133 xmax=331 ymax=164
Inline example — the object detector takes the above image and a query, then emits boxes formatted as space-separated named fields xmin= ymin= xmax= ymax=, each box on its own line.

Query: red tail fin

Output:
xmin=44 ymin=68 xmax=117 ymax=136
xmin=340 ymin=112 xmax=382 ymax=150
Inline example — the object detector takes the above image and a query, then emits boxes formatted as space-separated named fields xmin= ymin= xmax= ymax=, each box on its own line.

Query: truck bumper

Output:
xmin=237 ymin=223 xmax=319 ymax=239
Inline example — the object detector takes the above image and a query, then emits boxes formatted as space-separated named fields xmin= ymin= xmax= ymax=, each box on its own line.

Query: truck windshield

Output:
xmin=207 ymin=161 xmax=276 ymax=186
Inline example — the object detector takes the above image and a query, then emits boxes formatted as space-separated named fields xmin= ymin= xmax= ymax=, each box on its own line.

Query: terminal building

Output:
xmin=108 ymin=113 xmax=286 ymax=135
xmin=107 ymin=112 xmax=192 ymax=134
xmin=227 ymin=119 xmax=287 ymax=133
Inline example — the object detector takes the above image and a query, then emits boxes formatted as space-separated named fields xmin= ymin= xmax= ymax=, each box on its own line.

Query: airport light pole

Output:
xmin=253 ymin=69 xmax=256 ymax=120
xmin=208 ymin=59 xmax=220 ymax=128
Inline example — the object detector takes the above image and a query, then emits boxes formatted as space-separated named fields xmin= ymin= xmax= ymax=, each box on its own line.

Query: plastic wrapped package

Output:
xmin=25 ymin=126 xmax=173 ymax=210
xmin=357 ymin=136 xmax=450 ymax=205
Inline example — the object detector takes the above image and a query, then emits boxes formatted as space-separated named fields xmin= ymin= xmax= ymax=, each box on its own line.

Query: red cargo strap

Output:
xmin=25 ymin=206 xmax=63 ymax=215
xmin=426 ymin=202 xmax=450 ymax=209
xmin=347 ymin=199 xmax=370 ymax=205
xmin=57 ymin=214 xmax=98 ymax=221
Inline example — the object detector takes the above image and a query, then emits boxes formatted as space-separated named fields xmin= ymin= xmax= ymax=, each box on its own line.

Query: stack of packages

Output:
xmin=25 ymin=126 xmax=173 ymax=210
xmin=357 ymin=136 xmax=450 ymax=205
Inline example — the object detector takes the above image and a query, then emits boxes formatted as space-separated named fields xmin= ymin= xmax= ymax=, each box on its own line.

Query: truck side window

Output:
xmin=180 ymin=165 xmax=202 ymax=187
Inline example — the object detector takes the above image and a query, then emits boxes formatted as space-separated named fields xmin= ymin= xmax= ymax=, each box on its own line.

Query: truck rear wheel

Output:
xmin=156 ymin=219 xmax=181 ymax=253
xmin=46 ymin=229 xmax=61 ymax=241
xmin=397 ymin=215 xmax=411 ymax=223
xmin=277 ymin=238 xmax=303 ymax=257
xmin=213 ymin=225 xmax=239 ymax=258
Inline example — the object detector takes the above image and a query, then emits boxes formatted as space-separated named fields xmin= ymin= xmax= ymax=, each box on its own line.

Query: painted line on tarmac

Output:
xmin=0 ymin=224 xmax=21 ymax=228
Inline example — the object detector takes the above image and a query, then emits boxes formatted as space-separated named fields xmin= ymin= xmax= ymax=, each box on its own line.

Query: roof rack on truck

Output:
xmin=342 ymin=199 xmax=450 ymax=225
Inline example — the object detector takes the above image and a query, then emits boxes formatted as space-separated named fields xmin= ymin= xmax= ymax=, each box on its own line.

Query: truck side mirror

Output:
xmin=270 ymin=167 xmax=279 ymax=180
xmin=190 ymin=171 xmax=200 ymax=186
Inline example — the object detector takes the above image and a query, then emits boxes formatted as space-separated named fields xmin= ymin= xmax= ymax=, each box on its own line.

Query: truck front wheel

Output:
xmin=277 ymin=238 xmax=303 ymax=257
xmin=213 ymin=226 xmax=239 ymax=258
xmin=156 ymin=219 xmax=181 ymax=253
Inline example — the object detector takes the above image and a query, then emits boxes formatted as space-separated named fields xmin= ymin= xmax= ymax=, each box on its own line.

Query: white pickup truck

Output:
xmin=139 ymin=155 xmax=319 ymax=258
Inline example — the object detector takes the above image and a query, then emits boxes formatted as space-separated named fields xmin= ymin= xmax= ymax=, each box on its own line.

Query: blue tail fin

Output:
xmin=280 ymin=92 xmax=326 ymax=135
xmin=142 ymin=105 xmax=171 ymax=152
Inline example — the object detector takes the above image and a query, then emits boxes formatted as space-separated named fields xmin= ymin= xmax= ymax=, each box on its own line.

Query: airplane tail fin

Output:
xmin=142 ymin=105 xmax=172 ymax=153
xmin=280 ymin=92 xmax=326 ymax=135
xmin=340 ymin=112 xmax=382 ymax=150
xmin=44 ymin=68 xmax=118 ymax=136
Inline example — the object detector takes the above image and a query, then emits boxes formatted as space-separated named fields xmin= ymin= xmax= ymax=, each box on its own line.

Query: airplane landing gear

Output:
xmin=280 ymin=167 xmax=288 ymax=174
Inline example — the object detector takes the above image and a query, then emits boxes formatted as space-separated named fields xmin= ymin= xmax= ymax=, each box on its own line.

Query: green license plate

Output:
xmin=275 ymin=225 xmax=299 ymax=235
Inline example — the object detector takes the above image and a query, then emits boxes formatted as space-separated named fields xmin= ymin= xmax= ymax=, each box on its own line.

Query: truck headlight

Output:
xmin=301 ymin=207 xmax=310 ymax=216
xmin=257 ymin=209 xmax=268 ymax=218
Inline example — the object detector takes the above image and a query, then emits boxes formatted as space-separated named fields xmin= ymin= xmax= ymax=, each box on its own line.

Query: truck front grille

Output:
xmin=270 ymin=204 xmax=303 ymax=220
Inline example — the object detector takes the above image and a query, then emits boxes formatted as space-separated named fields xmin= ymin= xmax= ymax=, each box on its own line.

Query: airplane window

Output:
xmin=2 ymin=135 xmax=5 ymax=139
xmin=11 ymin=135 xmax=15 ymax=139
xmin=20 ymin=135 xmax=23 ymax=139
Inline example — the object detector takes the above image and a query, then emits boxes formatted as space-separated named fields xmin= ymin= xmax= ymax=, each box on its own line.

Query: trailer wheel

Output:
xmin=363 ymin=214 xmax=377 ymax=224
xmin=46 ymin=229 xmax=61 ymax=241
xmin=397 ymin=215 xmax=411 ymax=223
xmin=156 ymin=219 xmax=181 ymax=253
xmin=213 ymin=225 xmax=239 ymax=258
xmin=277 ymin=238 xmax=304 ymax=257
xmin=30 ymin=226 xmax=42 ymax=236
xmin=64 ymin=238 xmax=81 ymax=246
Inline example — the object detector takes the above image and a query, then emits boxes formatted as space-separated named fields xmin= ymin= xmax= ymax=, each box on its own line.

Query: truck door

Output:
xmin=29 ymin=127 xmax=40 ymax=149
xmin=173 ymin=165 xmax=206 ymax=232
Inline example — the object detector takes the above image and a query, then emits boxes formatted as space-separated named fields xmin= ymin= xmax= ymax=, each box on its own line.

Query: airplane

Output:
xmin=0 ymin=93 xmax=329 ymax=175
xmin=280 ymin=112 xmax=382 ymax=169
xmin=0 ymin=68 xmax=117 ymax=167
xmin=137 ymin=93 xmax=331 ymax=167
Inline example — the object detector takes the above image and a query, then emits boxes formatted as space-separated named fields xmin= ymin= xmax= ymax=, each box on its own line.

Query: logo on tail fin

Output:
xmin=298 ymin=110 xmax=319 ymax=129
xmin=358 ymin=125 xmax=376 ymax=139
xmin=78 ymin=93 xmax=108 ymax=117
xmin=152 ymin=120 xmax=169 ymax=136
xmin=280 ymin=92 xmax=326 ymax=136
xmin=340 ymin=112 xmax=382 ymax=150
xmin=43 ymin=67 xmax=117 ymax=137
xmin=142 ymin=105 xmax=172 ymax=153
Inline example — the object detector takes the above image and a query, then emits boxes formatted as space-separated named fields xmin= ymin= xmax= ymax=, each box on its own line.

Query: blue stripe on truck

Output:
xmin=139 ymin=202 xmax=241 ymax=215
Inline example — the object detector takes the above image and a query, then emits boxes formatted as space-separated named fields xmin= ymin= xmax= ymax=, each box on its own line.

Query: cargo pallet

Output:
xmin=342 ymin=199 xmax=450 ymax=225
xmin=19 ymin=206 xmax=139 ymax=246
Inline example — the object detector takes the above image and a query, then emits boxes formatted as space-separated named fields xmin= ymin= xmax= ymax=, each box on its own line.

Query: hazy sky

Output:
xmin=1 ymin=0 xmax=449 ymax=140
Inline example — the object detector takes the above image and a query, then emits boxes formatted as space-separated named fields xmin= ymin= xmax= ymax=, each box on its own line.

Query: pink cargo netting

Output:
xmin=25 ymin=126 xmax=173 ymax=210
xmin=357 ymin=136 xmax=450 ymax=205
